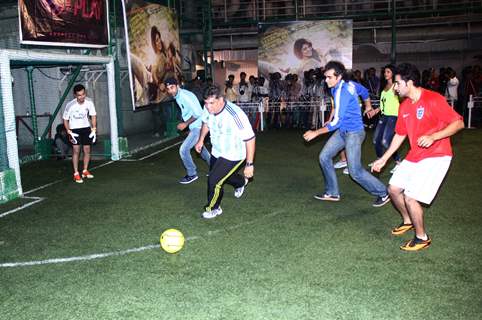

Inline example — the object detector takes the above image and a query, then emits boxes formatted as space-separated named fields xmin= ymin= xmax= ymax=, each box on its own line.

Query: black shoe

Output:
xmin=373 ymin=194 xmax=390 ymax=207
xmin=179 ymin=175 xmax=198 ymax=184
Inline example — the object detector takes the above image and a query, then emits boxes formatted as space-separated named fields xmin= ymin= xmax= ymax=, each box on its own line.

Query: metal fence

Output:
xmin=237 ymin=95 xmax=481 ymax=131
xmin=467 ymin=95 xmax=482 ymax=129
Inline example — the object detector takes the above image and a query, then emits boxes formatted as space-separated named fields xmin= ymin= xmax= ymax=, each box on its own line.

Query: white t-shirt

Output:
xmin=202 ymin=100 xmax=255 ymax=161
xmin=62 ymin=97 xmax=96 ymax=129
xmin=237 ymin=82 xmax=251 ymax=103
xmin=445 ymin=76 xmax=459 ymax=101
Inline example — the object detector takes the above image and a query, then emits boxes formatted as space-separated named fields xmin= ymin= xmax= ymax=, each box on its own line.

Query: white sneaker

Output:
xmin=390 ymin=163 xmax=400 ymax=174
xmin=234 ymin=178 xmax=249 ymax=198
xmin=202 ymin=207 xmax=223 ymax=219
xmin=342 ymin=168 xmax=349 ymax=175
xmin=334 ymin=160 xmax=347 ymax=169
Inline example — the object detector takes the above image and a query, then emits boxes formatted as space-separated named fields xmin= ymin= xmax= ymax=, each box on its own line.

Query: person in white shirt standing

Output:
xmin=63 ymin=84 xmax=97 ymax=183
xmin=445 ymin=68 xmax=459 ymax=107
xmin=195 ymin=86 xmax=256 ymax=219
xmin=237 ymin=72 xmax=251 ymax=103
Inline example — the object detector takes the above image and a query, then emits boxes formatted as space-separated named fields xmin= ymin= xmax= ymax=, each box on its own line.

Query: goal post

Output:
xmin=0 ymin=49 xmax=119 ymax=201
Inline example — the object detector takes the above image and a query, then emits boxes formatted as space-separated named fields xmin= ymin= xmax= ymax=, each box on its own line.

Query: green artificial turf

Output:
xmin=1 ymin=129 xmax=481 ymax=320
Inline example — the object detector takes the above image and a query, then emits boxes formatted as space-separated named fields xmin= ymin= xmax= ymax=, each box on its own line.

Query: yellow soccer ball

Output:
xmin=160 ymin=229 xmax=185 ymax=253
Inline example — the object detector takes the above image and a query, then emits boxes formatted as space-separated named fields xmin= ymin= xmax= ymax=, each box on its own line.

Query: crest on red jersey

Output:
xmin=416 ymin=106 xmax=425 ymax=119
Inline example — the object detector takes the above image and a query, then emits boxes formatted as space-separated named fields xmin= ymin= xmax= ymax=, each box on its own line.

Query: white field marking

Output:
xmin=136 ymin=141 xmax=182 ymax=161
xmin=23 ymin=180 xmax=63 ymax=195
xmin=17 ymin=142 xmax=178 ymax=212
xmin=0 ymin=196 xmax=45 ymax=219
xmin=128 ymin=136 xmax=177 ymax=155
xmin=22 ymin=161 xmax=115 ymax=196
xmin=0 ymin=210 xmax=283 ymax=268
xmin=89 ymin=160 xmax=115 ymax=170
xmin=4 ymin=141 xmax=180 ymax=219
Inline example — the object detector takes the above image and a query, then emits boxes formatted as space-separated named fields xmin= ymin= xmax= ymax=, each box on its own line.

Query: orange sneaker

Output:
xmin=400 ymin=236 xmax=432 ymax=252
xmin=73 ymin=172 xmax=83 ymax=183
xmin=82 ymin=170 xmax=94 ymax=179
xmin=391 ymin=223 xmax=414 ymax=235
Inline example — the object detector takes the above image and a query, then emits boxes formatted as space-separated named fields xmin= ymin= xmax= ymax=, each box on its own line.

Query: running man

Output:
xmin=165 ymin=77 xmax=211 ymax=184
xmin=303 ymin=61 xmax=390 ymax=207
xmin=372 ymin=63 xmax=464 ymax=251
xmin=195 ymin=86 xmax=255 ymax=219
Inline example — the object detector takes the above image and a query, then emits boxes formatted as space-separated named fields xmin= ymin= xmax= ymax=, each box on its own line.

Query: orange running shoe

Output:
xmin=391 ymin=223 xmax=414 ymax=235
xmin=73 ymin=172 xmax=83 ymax=183
xmin=82 ymin=170 xmax=94 ymax=179
xmin=400 ymin=236 xmax=432 ymax=252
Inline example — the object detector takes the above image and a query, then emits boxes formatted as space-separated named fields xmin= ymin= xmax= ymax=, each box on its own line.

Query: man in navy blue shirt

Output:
xmin=303 ymin=61 xmax=389 ymax=207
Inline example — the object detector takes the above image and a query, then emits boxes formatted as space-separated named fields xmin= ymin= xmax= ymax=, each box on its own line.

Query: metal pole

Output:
xmin=110 ymin=0 xmax=124 ymax=136
xmin=467 ymin=95 xmax=473 ymax=129
xmin=210 ymin=0 xmax=215 ymax=83
xmin=390 ymin=0 xmax=397 ymax=65
xmin=41 ymin=66 xmax=82 ymax=139
xmin=0 ymin=79 xmax=8 ymax=171
xmin=203 ymin=0 xmax=213 ymax=80
xmin=295 ymin=0 xmax=298 ymax=20
xmin=26 ymin=66 xmax=39 ymax=151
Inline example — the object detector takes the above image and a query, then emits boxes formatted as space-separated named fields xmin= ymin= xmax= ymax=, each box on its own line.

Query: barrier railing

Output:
xmin=467 ymin=95 xmax=482 ymax=129
xmin=237 ymin=95 xmax=481 ymax=131
xmin=238 ymin=99 xmax=336 ymax=131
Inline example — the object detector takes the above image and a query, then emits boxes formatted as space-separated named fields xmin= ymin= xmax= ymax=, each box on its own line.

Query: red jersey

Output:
xmin=395 ymin=88 xmax=462 ymax=162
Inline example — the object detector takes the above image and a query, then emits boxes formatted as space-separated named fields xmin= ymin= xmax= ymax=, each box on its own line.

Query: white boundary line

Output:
xmin=128 ymin=136 xmax=180 ymax=155
xmin=0 ymin=210 xmax=282 ymax=268
xmin=0 ymin=196 xmax=45 ymax=218
xmin=23 ymin=180 xmax=63 ymax=195
xmin=22 ymin=161 xmax=116 ymax=196
xmin=137 ymin=141 xmax=182 ymax=160
xmin=3 ymin=142 xmax=178 ymax=217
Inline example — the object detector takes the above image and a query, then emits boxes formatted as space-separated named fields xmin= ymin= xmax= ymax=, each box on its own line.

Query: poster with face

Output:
xmin=258 ymin=20 xmax=352 ymax=84
xmin=18 ymin=0 xmax=109 ymax=47
xmin=121 ymin=0 xmax=181 ymax=109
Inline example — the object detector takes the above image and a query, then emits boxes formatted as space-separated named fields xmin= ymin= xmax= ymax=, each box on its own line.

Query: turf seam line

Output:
xmin=0 ymin=196 xmax=45 ymax=219
xmin=0 ymin=210 xmax=283 ymax=268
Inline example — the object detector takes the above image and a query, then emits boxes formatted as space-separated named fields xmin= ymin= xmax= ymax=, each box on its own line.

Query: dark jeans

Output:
xmin=319 ymin=129 xmax=387 ymax=197
xmin=373 ymin=115 xmax=400 ymax=161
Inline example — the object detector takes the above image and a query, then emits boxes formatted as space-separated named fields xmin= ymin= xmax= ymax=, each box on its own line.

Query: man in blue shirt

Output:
xmin=165 ymin=78 xmax=211 ymax=184
xmin=303 ymin=61 xmax=389 ymax=207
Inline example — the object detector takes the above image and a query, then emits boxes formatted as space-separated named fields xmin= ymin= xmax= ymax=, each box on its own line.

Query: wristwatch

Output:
xmin=245 ymin=162 xmax=254 ymax=167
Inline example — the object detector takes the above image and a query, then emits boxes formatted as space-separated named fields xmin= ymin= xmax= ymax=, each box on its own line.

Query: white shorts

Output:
xmin=389 ymin=156 xmax=452 ymax=204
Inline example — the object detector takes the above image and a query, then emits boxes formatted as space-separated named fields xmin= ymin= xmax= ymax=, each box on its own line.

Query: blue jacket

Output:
xmin=174 ymin=88 xmax=204 ymax=130
xmin=326 ymin=80 xmax=368 ymax=132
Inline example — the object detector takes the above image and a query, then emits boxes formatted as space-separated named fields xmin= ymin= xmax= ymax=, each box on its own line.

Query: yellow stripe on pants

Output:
xmin=206 ymin=159 xmax=245 ymax=211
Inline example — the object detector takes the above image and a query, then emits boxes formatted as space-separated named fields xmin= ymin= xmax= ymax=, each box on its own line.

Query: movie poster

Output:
xmin=258 ymin=21 xmax=352 ymax=83
xmin=18 ymin=0 xmax=109 ymax=48
xmin=121 ymin=0 xmax=181 ymax=109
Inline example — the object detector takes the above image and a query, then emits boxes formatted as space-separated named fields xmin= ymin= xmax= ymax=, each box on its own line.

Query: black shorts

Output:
xmin=70 ymin=127 xmax=93 ymax=145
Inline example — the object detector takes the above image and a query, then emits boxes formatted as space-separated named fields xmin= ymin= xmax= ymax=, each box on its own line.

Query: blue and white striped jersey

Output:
xmin=202 ymin=100 xmax=255 ymax=161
